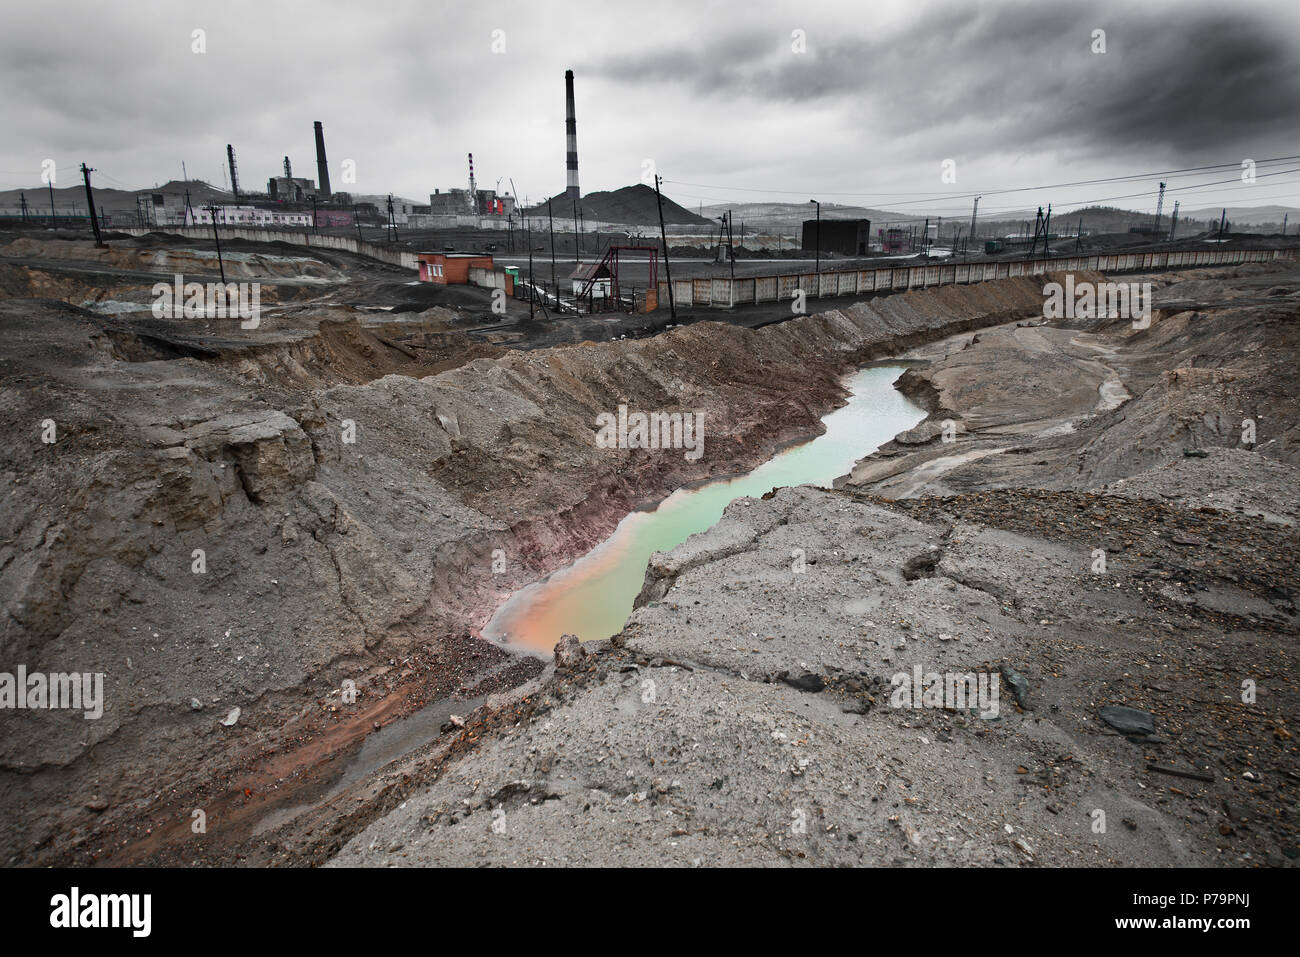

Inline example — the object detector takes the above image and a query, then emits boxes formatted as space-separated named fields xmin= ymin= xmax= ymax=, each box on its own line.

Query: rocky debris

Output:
xmin=902 ymin=547 xmax=940 ymax=580
xmin=332 ymin=460 xmax=1299 ymax=867
xmin=850 ymin=268 xmax=1300 ymax=501
xmin=1099 ymin=705 xmax=1154 ymax=736
xmin=553 ymin=634 xmax=586 ymax=670
xmin=780 ymin=672 xmax=826 ymax=693
xmin=1094 ymin=448 xmax=1300 ymax=527
xmin=184 ymin=410 xmax=316 ymax=503
xmin=999 ymin=665 xmax=1030 ymax=710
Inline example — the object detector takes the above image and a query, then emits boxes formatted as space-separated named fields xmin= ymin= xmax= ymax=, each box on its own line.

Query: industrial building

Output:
xmin=880 ymin=226 xmax=912 ymax=254
xmin=260 ymin=121 xmax=335 ymax=203
xmin=569 ymin=261 xmax=612 ymax=298
xmin=417 ymin=251 xmax=495 ymax=284
xmin=428 ymin=188 xmax=514 ymax=217
xmin=802 ymin=218 xmax=872 ymax=256
xmin=188 ymin=205 xmax=315 ymax=227
xmin=267 ymin=175 xmax=318 ymax=202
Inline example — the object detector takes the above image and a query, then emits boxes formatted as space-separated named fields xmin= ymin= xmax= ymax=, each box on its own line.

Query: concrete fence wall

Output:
xmin=468 ymin=266 xmax=510 ymax=292
xmin=114 ymin=226 xmax=419 ymax=269
xmin=658 ymin=247 xmax=1295 ymax=309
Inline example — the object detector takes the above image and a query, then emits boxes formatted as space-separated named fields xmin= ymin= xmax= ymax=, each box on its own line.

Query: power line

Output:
xmin=969 ymin=167 xmax=1300 ymax=216
xmin=663 ymin=154 xmax=1300 ymax=203
xmin=664 ymin=170 xmax=1300 ymax=225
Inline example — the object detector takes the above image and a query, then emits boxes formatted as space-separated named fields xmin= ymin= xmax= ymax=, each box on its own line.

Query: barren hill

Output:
xmin=522 ymin=184 xmax=711 ymax=226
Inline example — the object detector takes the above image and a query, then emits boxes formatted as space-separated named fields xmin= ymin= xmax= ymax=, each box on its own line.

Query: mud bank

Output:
xmin=0 ymin=261 xmax=1056 ymax=864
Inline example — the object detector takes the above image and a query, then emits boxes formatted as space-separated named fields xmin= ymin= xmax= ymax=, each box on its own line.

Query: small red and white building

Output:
xmin=416 ymin=252 xmax=494 ymax=283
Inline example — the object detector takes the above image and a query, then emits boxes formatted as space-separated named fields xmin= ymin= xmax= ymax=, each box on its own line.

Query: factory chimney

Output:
xmin=467 ymin=152 xmax=476 ymax=214
xmin=564 ymin=69 xmax=579 ymax=200
xmin=226 ymin=144 xmax=240 ymax=198
xmin=284 ymin=156 xmax=292 ymax=179
xmin=314 ymin=121 xmax=331 ymax=199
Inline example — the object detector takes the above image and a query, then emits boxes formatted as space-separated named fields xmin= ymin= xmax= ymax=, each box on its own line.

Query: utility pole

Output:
xmin=311 ymin=195 xmax=319 ymax=234
xmin=716 ymin=212 xmax=735 ymax=305
xmin=727 ymin=212 xmax=735 ymax=299
xmin=969 ymin=195 xmax=981 ymax=243
xmin=654 ymin=175 xmax=676 ymax=321
xmin=1282 ymin=213 xmax=1288 ymax=236
xmin=202 ymin=205 xmax=226 ymax=283
xmin=80 ymin=163 xmax=104 ymax=245
xmin=353 ymin=205 xmax=363 ymax=244
xmin=1027 ymin=207 xmax=1044 ymax=259
xmin=48 ymin=177 xmax=57 ymax=225
xmin=386 ymin=194 xmax=398 ymax=242
xmin=1168 ymin=201 xmax=1180 ymax=242
xmin=809 ymin=199 xmax=820 ymax=274
xmin=19 ymin=193 xmax=28 ymax=222
xmin=184 ymin=188 xmax=194 ymax=227
xmin=1152 ymin=181 xmax=1166 ymax=237
xmin=1217 ymin=208 xmax=1227 ymax=242
xmin=526 ymin=222 xmax=535 ymax=320
xmin=548 ymin=197 xmax=557 ymax=301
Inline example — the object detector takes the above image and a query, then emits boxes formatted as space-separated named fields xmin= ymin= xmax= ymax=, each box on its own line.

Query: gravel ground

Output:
xmin=333 ymin=485 xmax=1296 ymax=866
xmin=332 ymin=264 xmax=1299 ymax=868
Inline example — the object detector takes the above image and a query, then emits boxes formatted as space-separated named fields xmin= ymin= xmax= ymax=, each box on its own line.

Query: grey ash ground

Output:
xmin=1 ymin=228 xmax=1296 ymax=867
xmin=332 ymin=264 xmax=1299 ymax=867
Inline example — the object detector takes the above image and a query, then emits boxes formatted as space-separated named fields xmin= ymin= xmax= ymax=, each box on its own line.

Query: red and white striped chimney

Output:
xmin=565 ymin=69 xmax=579 ymax=200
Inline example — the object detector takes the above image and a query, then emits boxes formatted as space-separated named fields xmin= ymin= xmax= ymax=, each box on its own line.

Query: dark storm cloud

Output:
xmin=582 ymin=1 xmax=1300 ymax=159
xmin=0 ymin=0 xmax=1295 ymax=209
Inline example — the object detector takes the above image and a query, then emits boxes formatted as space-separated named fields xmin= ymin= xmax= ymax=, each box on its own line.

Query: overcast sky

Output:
xmin=2 ymin=0 xmax=1298 ymax=218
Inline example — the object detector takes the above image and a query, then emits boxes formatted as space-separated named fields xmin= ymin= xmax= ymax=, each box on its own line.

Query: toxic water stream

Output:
xmin=483 ymin=364 xmax=926 ymax=654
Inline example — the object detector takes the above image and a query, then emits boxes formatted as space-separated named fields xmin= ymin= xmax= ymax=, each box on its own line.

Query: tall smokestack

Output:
xmin=467 ymin=152 xmax=476 ymax=213
xmin=284 ymin=156 xmax=292 ymax=179
xmin=314 ymin=120 xmax=331 ymax=199
xmin=564 ymin=69 xmax=579 ymax=200
xmin=226 ymin=144 xmax=240 ymax=198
